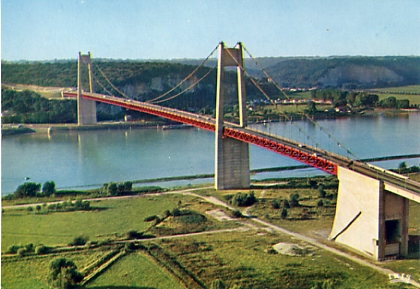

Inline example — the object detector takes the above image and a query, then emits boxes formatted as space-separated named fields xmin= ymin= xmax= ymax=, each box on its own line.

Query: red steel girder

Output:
xmin=223 ymin=127 xmax=337 ymax=175
xmin=72 ymin=92 xmax=337 ymax=174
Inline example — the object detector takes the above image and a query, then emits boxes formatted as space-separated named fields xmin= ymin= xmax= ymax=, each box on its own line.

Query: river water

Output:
xmin=2 ymin=112 xmax=420 ymax=195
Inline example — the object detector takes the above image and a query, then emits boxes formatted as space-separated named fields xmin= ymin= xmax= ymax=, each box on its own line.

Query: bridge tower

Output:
xmin=77 ymin=52 xmax=97 ymax=125
xmin=215 ymin=42 xmax=250 ymax=190
xmin=330 ymin=167 xmax=410 ymax=260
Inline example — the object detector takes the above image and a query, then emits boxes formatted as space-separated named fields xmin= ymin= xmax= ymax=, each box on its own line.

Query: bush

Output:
xmin=69 ymin=235 xmax=89 ymax=246
xmin=17 ymin=248 xmax=26 ymax=257
xmin=317 ymin=199 xmax=324 ymax=207
xmin=289 ymin=193 xmax=300 ymax=207
xmin=231 ymin=191 xmax=257 ymax=207
xmin=35 ymin=244 xmax=49 ymax=255
xmin=7 ymin=245 xmax=21 ymax=254
xmin=144 ymin=215 xmax=157 ymax=222
xmin=231 ymin=210 xmax=243 ymax=218
xmin=318 ymin=184 xmax=326 ymax=198
xmin=271 ymin=200 xmax=280 ymax=209
xmin=172 ymin=208 xmax=181 ymax=217
xmin=125 ymin=242 xmax=136 ymax=251
xmin=281 ymin=208 xmax=288 ymax=219
xmin=127 ymin=230 xmax=144 ymax=239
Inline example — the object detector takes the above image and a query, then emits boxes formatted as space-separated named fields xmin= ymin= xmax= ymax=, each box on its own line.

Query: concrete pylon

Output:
xmin=215 ymin=42 xmax=250 ymax=190
xmin=329 ymin=166 xmax=409 ymax=260
xmin=77 ymin=52 xmax=97 ymax=125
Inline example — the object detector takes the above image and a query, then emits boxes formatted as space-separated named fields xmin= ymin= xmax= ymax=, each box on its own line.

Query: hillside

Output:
xmin=2 ymin=56 xmax=419 ymax=109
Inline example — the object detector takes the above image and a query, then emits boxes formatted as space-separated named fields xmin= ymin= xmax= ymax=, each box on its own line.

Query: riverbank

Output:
xmin=1 ymin=120 xmax=169 ymax=135
xmin=2 ymin=108 xmax=418 ymax=136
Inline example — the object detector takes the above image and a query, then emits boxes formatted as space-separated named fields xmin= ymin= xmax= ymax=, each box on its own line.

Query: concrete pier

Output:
xmin=330 ymin=167 xmax=409 ymax=260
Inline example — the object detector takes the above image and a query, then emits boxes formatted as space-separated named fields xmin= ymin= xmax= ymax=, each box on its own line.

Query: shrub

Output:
xmin=232 ymin=191 xmax=257 ymax=207
xmin=289 ymin=193 xmax=300 ymax=207
xmin=7 ymin=245 xmax=21 ymax=254
xmin=125 ymin=242 xmax=136 ymax=251
xmin=17 ymin=248 xmax=26 ymax=257
xmin=317 ymin=199 xmax=324 ymax=207
xmin=27 ymin=206 xmax=34 ymax=212
xmin=231 ymin=210 xmax=243 ymax=218
xmin=35 ymin=244 xmax=49 ymax=255
xmin=281 ymin=208 xmax=288 ymax=219
xmin=271 ymin=200 xmax=280 ymax=209
xmin=144 ymin=215 xmax=157 ymax=222
xmin=25 ymin=243 xmax=34 ymax=253
xmin=172 ymin=208 xmax=181 ymax=217
xmin=69 ymin=235 xmax=89 ymax=246
xmin=127 ymin=230 xmax=143 ymax=239
xmin=318 ymin=184 xmax=326 ymax=198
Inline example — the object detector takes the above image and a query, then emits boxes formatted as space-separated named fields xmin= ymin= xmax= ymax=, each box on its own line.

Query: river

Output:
xmin=2 ymin=112 xmax=420 ymax=195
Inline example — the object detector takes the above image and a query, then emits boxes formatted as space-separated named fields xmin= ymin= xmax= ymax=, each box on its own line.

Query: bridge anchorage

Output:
xmin=72 ymin=43 xmax=420 ymax=261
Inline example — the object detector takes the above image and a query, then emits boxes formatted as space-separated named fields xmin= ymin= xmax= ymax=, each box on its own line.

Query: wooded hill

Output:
xmin=177 ymin=56 xmax=420 ymax=89
xmin=2 ymin=56 xmax=419 ymax=108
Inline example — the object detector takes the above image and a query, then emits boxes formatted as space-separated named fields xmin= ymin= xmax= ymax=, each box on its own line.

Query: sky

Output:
xmin=1 ymin=0 xmax=420 ymax=61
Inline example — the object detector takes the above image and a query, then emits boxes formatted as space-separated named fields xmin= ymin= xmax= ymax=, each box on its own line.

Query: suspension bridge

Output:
xmin=63 ymin=42 xmax=420 ymax=261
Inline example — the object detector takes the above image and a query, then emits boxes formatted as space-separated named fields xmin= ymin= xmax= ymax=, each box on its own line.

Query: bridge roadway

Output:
xmin=64 ymin=91 xmax=420 ymax=197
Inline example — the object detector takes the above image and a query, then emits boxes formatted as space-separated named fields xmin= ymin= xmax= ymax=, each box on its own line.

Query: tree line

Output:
xmin=310 ymin=89 xmax=413 ymax=109
xmin=1 ymin=88 xmax=77 ymax=123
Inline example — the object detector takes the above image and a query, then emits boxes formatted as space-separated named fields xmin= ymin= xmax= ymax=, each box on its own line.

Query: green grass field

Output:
xmin=1 ymin=195 xmax=185 ymax=251
xmin=2 ymin=182 xmax=420 ymax=288
xmin=373 ymin=85 xmax=420 ymax=94
xmin=151 ymin=231 xmax=395 ymax=289
xmin=86 ymin=252 xmax=185 ymax=289
xmin=2 ymin=249 xmax=111 ymax=289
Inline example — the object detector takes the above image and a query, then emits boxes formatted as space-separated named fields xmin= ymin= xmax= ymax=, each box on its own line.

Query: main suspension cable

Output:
xmin=242 ymin=44 xmax=362 ymax=161
xmin=95 ymin=64 xmax=129 ymax=98
xmin=147 ymin=45 xmax=218 ymax=103
xmin=224 ymin=48 xmax=324 ymax=150
xmin=91 ymin=70 xmax=113 ymax=96
xmin=152 ymin=66 xmax=216 ymax=104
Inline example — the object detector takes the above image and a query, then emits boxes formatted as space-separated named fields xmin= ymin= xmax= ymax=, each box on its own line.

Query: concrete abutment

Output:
xmin=330 ymin=166 xmax=409 ymax=260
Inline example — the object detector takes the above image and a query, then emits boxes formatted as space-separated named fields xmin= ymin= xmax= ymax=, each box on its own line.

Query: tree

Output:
xmin=49 ymin=258 xmax=83 ymax=289
xmin=305 ymin=101 xmax=317 ymax=114
xmin=14 ymin=182 xmax=41 ymax=198
xmin=398 ymin=161 xmax=407 ymax=172
xmin=281 ymin=208 xmax=288 ymax=219
xmin=42 ymin=181 xmax=56 ymax=197
xmin=108 ymin=183 xmax=118 ymax=196
xmin=318 ymin=184 xmax=326 ymax=198
xmin=289 ymin=193 xmax=300 ymax=207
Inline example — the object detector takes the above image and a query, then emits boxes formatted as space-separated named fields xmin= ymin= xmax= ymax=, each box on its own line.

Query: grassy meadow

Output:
xmin=86 ymin=252 xmax=185 ymax=289
xmin=2 ymin=179 xmax=420 ymax=288
xmin=2 ymin=194 xmax=186 ymax=251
